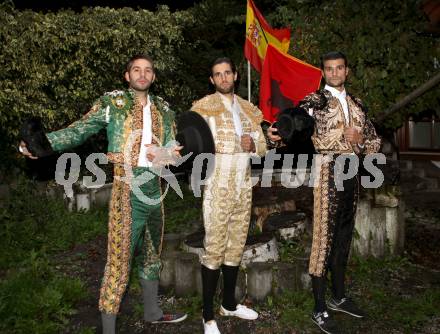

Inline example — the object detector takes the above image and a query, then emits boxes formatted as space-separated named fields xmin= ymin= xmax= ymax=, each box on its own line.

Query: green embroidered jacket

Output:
xmin=46 ymin=89 xmax=175 ymax=165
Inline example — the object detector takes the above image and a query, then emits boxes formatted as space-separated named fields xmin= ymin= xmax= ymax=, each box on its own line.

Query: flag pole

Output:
xmin=247 ymin=60 xmax=251 ymax=102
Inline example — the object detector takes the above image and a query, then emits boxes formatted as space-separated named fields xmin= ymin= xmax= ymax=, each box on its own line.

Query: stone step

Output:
xmin=401 ymin=160 xmax=440 ymax=178
xmin=402 ymin=189 xmax=440 ymax=209
xmin=411 ymin=188 xmax=440 ymax=195
xmin=401 ymin=171 xmax=440 ymax=191
xmin=400 ymin=168 xmax=426 ymax=178
xmin=423 ymin=177 xmax=439 ymax=189
xmin=422 ymin=162 xmax=440 ymax=179
xmin=399 ymin=159 xmax=413 ymax=171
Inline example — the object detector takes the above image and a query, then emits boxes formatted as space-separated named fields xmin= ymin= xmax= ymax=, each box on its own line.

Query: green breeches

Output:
xmin=99 ymin=166 xmax=164 ymax=315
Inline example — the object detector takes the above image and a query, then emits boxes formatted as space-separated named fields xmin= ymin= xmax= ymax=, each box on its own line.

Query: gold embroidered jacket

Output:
xmin=46 ymin=89 xmax=175 ymax=166
xmin=190 ymin=93 xmax=266 ymax=157
xmin=299 ymin=89 xmax=381 ymax=155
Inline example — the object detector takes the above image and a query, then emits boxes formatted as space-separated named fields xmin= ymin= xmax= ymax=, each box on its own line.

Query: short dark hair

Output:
xmin=125 ymin=54 xmax=155 ymax=73
xmin=320 ymin=51 xmax=347 ymax=69
xmin=210 ymin=57 xmax=237 ymax=76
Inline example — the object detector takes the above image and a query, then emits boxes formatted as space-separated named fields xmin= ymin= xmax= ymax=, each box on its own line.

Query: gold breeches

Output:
xmin=201 ymin=154 xmax=252 ymax=269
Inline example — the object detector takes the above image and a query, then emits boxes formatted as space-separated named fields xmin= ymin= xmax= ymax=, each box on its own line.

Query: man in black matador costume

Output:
xmin=268 ymin=51 xmax=381 ymax=334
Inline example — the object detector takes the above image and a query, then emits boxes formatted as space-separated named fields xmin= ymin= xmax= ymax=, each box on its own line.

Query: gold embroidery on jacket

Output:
xmin=99 ymin=165 xmax=133 ymax=314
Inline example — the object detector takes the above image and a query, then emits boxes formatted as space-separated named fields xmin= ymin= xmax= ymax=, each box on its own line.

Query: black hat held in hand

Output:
xmin=175 ymin=111 xmax=215 ymax=158
xmin=273 ymin=107 xmax=315 ymax=144
xmin=19 ymin=117 xmax=54 ymax=158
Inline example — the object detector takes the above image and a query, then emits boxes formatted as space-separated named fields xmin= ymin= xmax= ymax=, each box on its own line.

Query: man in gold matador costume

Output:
xmin=190 ymin=57 xmax=267 ymax=334
xmin=19 ymin=54 xmax=187 ymax=333
xmin=268 ymin=51 xmax=381 ymax=334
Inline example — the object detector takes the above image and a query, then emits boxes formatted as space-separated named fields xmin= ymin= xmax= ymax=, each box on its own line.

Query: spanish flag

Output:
xmin=259 ymin=44 xmax=322 ymax=123
xmin=244 ymin=0 xmax=291 ymax=72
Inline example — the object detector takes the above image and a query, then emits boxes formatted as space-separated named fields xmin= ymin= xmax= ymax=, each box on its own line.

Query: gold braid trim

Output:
xmin=106 ymin=152 xmax=124 ymax=164
xmin=236 ymin=95 xmax=263 ymax=130
xmin=158 ymin=177 xmax=165 ymax=255
xmin=191 ymin=93 xmax=225 ymax=117
xmin=191 ymin=93 xmax=262 ymax=127
xmin=99 ymin=164 xmax=133 ymax=314
xmin=151 ymin=102 xmax=164 ymax=145
xmin=309 ymin=161 xmax=330 ymax=276
xmin=129 ymin=97 xmax=143 ymax=167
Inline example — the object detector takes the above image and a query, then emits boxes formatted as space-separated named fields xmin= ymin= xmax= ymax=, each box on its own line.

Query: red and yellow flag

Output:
xmin=244 ymin=0 xmax=291 ymax=72
xmin=259 ymin=44 xmax=322 ymax=123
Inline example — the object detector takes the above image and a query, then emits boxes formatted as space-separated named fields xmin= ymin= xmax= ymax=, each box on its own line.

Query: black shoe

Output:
xmin=327 ymin=297 xmax=365 ymax=318
xmin=151 ymin=312 xmax=187 ymax=324
xmin=311 ymin=311 xmax=341 ymax=334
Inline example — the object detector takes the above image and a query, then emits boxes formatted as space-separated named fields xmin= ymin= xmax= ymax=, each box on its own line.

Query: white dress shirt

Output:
xmin=324 ymin=84 xmax=349 ymax=124
xmin=137 ymin=96 xmax=153 ymax=167
xmin=219 ymin=93 xmax=243 ymax=136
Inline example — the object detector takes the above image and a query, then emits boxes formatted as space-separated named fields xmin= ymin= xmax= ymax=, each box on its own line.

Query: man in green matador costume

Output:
xmin=19 ymin=54 xmax=187 ymax=333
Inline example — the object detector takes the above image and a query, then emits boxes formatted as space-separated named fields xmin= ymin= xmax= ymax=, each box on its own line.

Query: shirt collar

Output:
xmin=218 ymin=92 xmax=236 ymax=108
xmin=143 ymin=95 xmax=151 ymax=110
xmin=324 ymin=84 xmax=346 ymax=100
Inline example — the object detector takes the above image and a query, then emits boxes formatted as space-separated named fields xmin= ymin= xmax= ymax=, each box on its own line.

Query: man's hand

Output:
xmin=172 ymin=145 xmax=184 ymax=158
xmin=19 ymin=141 xmax=38 ymax=159
xmin=145 ymin=144 xmax=158 ymax=162
xmin=344 ymin=127 xmax=363 ymax=145
xmin=267 ymin=125 xmax=282 ymax=142
xmin=241 ymin=134 xmax=256 ymax=153
xmin=145 ymin=144 xmax=184 ymax=165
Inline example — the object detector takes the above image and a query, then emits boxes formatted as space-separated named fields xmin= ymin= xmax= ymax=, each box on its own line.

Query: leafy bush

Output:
xmin=0 ymin=251 xmax=87 ymax=334
xmin=260 ymin=0 xmax=440 ymax=128
xmin=0 ymin=178 xmax=107 ymax=269
xmin=1 ymin=0 xmax=438 ymax=172
xmin=163 ymin=181 xmax=202 ymax=234
xmin=0 ymin=3 xmax=195 ymax=169
xmin=0 ymin=178 xmax=106 ymax=333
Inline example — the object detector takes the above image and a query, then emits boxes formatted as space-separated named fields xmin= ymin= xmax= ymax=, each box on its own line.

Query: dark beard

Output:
xmin=215 ymin=84 xmax=234 ymax=95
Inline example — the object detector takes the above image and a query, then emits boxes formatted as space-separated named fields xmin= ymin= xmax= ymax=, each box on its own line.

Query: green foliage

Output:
xmin=271 ymin=289 xmax=314 ymax=328
xmin=178 ymin=0 xmax=248 ymax=98
xmin=278 ymin=239 xmax=306 ymax=261
xmin=0 ymin=178 xmax=107 ymax=269
xmin=263 ymin=0 xmax=439 ymax=127
xmin=0 ymin=3 xmax=193 ymax=167
xmin=349 ymin=255 xmax=440 ymax=332
xmin=262 ymin=254 xmax=440 ymax=332
xmin=163 ymin=181 xmax=202 ymax=233
xmin=0 ymin=251 xmax=87 ymax=334
xmin=0 ymin=177 xmax=107 ymax=333
xmin=177 ymin=294 xmax=203 ymax=319
xmin=0 ymin=0 xmax=438 ymax=170
xmin=77 ymin=327 xmax=97 ymax=334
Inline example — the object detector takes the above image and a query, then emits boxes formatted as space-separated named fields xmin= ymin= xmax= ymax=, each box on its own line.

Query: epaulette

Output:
xmin=104 ymin=90 xmax=125 ymax=98
xmin=300 ymin=89 xmax=328 ymax=110
xmin=101 ymin=90 xmax=130 ymax=110
xmin=347 ymin=93 xmax=368 ymax=114
xmin=151 ymin=95 xmax=171 ymax=112
xmin=190 ymin=94 xmax=222 ymax=116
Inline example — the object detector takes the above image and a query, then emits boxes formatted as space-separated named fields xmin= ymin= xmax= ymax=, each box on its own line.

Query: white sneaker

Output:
xmin=203 ymin=319 xmax=221 ymax=334
xmin=219 ymin=304 xmax=258 ymax=320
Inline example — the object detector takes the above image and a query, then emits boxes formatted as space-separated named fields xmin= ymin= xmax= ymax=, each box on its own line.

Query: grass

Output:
xmin=163 ymin=181 xmax=202 ymax=234
xmin=0 ymin=179 xmax=107 ymax=269
xmin=348 ymin=255 xmax=440 ymax=332
xmin=0 ymin=252 xmax=87 ymax=334
xmin=270 ymin=290 xmax=314 ymax=329
xmin=247 ymin=254 xmax=440 ymax=333
xmin=0 ymin=177 xmax=107 ymax=334
xmin=278 ymin=238 xmax=311 ymax=262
